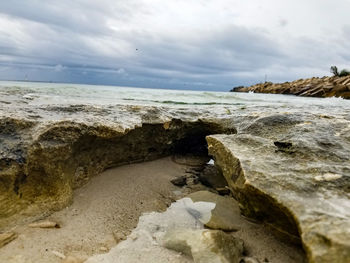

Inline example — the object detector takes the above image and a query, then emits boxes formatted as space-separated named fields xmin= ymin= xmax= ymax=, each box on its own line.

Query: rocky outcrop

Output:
xmin=1 ymin=84 xmax=350 ymax=262
xmin=0 ymin=112 xmax=236 ymax=229
xmin=207 ymin=113 xmax=350 ymax=263
xmin=231 ymin=75 xmax=350 ymax=99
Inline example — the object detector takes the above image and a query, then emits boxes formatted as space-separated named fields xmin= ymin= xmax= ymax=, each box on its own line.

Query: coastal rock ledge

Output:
xmin=1 ymin=93 xmax=350 ymax=263
xmin=0 ymin=113 xmax=235 ymax=229
xmin=232 ymin=75 xmax=350 ymax=99
xmin=207 ymin=130 xmax=350 ymax=263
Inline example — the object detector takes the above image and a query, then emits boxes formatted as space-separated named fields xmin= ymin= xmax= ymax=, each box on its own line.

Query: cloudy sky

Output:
xmin=0 ymin=0 xmax=349 ymax=91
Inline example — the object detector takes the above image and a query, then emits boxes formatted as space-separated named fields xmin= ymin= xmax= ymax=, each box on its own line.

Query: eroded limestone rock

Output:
xmin=86 ymin=197 xmax=217 ymax=263
xmin=0 ymin=115 xmax=236 ymax=229
xmin=207 ymin=130 xmax=350 ymax=263
xmin=163 ymin=229 xmax=244 ymax=263
xmin=1 ymin=84 xmax=350 ymax=263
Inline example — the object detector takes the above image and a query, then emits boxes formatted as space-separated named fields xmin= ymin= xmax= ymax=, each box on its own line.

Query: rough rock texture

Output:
xmin=86 ymin=197 xmax=217 ymax=263
xmin=0 ymin=109 xmax=236 ymax=229
xmin=163 ymin=229 xmax=244 ymax=263
xmin=187 ymin=191 xmax=241 ymax=231
xmin=207 ymin=112 xmax=350 ymax=263
xmin=1 ymin=83 xmax=350 ymax=263
xmin=232 ymin=75 xmax=350 ymax=99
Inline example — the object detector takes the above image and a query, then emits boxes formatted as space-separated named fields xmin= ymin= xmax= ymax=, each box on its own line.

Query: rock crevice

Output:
xmin=0 ymin=118 xmax=236 ymax=229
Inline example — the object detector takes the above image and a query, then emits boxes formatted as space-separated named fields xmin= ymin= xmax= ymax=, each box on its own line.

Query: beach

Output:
xmin=0 ymin=81 xmax=349 ymax=263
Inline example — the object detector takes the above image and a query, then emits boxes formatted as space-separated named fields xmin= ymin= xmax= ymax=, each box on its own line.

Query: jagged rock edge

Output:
xmin=0 ymin=118 xmax=236 ymax=229
xmin=206 ymin=136 xmax=303 ymax=244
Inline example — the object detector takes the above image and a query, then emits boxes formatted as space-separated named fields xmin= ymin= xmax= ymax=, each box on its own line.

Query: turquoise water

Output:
xmin=1 ymin=81 xmax=349 ymax=110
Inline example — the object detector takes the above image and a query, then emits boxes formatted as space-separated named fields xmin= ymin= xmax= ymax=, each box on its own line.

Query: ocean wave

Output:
xmin=121 ymin=98 xmax=243 ymax=106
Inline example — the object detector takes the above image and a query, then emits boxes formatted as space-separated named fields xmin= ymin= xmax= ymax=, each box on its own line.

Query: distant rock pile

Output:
xmin=232 ymin=75 xmax=350 ymax=99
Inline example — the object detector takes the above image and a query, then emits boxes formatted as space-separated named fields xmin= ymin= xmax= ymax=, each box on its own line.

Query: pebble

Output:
xmin=170 ymin=176 xmax=187 ymax=186
xmin=51 ymin=250 xmax=66 ymax=259
xmin=29 ymin=220 xmax=60 ymax=228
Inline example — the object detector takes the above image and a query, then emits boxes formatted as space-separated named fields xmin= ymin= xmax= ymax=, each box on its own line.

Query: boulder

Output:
xmin=187 ymin=190 xmax=241 ymax=231
xmin=207 ymin=131 xmax=350 ymax=263
xmin=163 ymin=229 xmax=244 ymax=263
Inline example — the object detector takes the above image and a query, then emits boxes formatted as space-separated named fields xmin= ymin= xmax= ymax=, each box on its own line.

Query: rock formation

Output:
xmin=0 ymin=114 xmax=236 ymax=229
xmin=0 ymin=85 xmax=349 ymax=263
xmin=207 ymin=113 xmax=350 ymax=263
xmin=231 ymin=75 xmax=350 ymax=99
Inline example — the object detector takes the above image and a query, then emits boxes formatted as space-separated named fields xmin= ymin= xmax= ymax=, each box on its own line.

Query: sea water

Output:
xmin=1 ymin=81 xmax=349 ymax=112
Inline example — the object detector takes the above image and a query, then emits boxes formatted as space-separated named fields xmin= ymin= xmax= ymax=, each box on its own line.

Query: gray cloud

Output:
xmin=0 ymin=0 xmax=349 ymax=90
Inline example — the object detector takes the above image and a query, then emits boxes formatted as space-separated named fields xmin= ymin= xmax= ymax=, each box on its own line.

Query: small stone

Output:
xmin=163 ymin=229 xmax=244 ymax=263
xmin=216 ymin=187 xmax=230 ymax=195
xmin=186 ymin=176 xmax=199 ymax=185
xmin=187 ymin=190 xmax=241 ymax=231
xmin=199 ymin=165 xmax=228 ymax=189
xmin=29 ymin=220 xmax=60 ymax=228
xmin=170 ymin=176 xmax=187 ymax=186
xmin=0 ymin=232 xmax=17 ymax=248
xmin=51 ymin=250 xmax=65 ymax=259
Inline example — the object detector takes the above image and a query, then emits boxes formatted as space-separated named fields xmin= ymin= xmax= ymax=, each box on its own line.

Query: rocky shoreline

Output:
xmin=231 ymin=75 xmax=350 ymax=99
xmin=0 ymin=85 xmax=349 ymax=263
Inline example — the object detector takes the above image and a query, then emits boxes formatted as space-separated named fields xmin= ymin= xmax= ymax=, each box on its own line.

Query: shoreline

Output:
xmin=231 ymin=75 xmax=350 ymax=99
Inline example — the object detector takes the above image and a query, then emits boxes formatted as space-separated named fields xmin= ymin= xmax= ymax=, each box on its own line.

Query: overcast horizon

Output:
xmin=0 ymin=0 xmax=349 ymax=91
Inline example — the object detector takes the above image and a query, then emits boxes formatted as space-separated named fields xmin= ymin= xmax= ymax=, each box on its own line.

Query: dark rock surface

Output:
xmin=170 ymin=176 xmax=187 ymax=186
xmin=198 ymin=164 xmax=228 ymax=189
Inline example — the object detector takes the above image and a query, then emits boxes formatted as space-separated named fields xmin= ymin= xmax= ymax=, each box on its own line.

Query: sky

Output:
xmin=0 ymin=0 xmax=349 ymax=91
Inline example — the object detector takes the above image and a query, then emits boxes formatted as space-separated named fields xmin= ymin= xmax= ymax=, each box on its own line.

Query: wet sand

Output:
xmin=0 ymin=157 xmax=305 ymax=263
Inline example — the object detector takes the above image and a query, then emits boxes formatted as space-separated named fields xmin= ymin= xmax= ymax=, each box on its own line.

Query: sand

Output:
xmin=0 ymin=156 xmax=306 ymax=263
